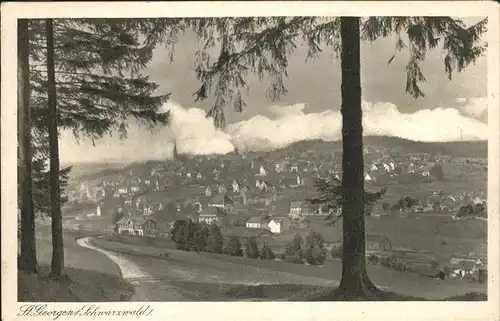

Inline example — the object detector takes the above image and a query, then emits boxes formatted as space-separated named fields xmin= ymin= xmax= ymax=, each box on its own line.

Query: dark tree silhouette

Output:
xmin=18 ymin=18 xmax=38 ymax=274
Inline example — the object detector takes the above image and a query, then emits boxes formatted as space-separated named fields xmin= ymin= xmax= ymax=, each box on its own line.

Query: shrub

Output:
xmin=330 ymin=245 xmax=342 ymax=258
xmin=304 ymin=247 xmax=326 ymax=265
xmin=283 ymin=252 xmax=304 ymax=264
xmin=430 ymin=163 xmax=444 ymax=180
xmin=367 ymin=254 xmax=379 ymax=264
xmin=260 ymin=243 xmax=275 ymax=260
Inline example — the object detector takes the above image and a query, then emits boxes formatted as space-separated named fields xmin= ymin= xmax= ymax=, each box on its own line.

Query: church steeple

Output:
xmin=173 ymin=140 xmax=178 ymax=160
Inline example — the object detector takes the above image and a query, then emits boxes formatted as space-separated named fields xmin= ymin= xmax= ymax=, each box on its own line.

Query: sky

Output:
xmin=59 ymin=18 xmax=488 ymax=164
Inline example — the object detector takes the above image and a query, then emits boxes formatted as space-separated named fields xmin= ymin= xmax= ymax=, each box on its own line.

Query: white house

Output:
xmin=370 ymin=164 xmax=378 ymax=172
xmin=205 ymin=186 xmax=212 ymax=197
xmin=268 ymin=218 xmax=290 ymax=234
xmin=258 ymin=166 xmax=267 ymax=176
xmin=389 ymin=162 xmax=396 ymax=171
xmin=131 ymin=186 xmax=140 ymax=193
xmin=246 ymin=216 xmax=268 ymax=229
xmin=232 ymin=180 xmax=240 ymax=193
xmin=364 ymin=173 xmax=373 ymax=182
xmin=276 ymin=161 xmax=289 ymax=173
xmin=186 ymin=172 xmax=192 ymax=179
xmin=196 ymin=173 xmax=203 ymax=180
xmin=383 ymin=163 xmax=391 ymax=172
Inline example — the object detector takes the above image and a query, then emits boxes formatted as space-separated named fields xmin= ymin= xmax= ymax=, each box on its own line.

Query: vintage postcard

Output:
xmin=1 ymin=1 xmax=499 ymax=321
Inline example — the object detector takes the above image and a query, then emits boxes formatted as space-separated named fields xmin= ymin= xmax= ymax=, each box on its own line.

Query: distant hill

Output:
xmin=283 ymin=136 xmax=487 ymax=158
xmin=67 ymin=136 xmax=487 ymax=183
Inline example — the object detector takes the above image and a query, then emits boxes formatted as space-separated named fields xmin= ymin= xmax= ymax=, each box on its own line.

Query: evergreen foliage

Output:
xmin=206 ymin=222 xmax=224 ymax=253
xmin=304 ymin=231 xmax=326 ymax=265
xmin=245 ymin=236 xmax=260 ymax=259
xmin=224 ymin=236 xmax=243 ymax=257
xmin=260 ymin=243 xmax=276 ymax=260
xmin=283 ymin=233 xmax=304 ymax=264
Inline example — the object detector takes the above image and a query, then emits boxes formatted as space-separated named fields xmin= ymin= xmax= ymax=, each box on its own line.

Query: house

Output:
xmin=255 ymin=180 xmax=268 ymax=192
xmin=257 ymin=166 xmax=267 ymax=176
xmin=116 ymin=216 xmax=158 ymax=236
xmin=240 ymin=186 xmax=248 ymax=205
xmin=369 ymin=164 xmax=379 ymax=172
xmin=268 ymin=217 xmax=290 ymax=234
xmin=218 ymin=184 xmax=228 ymax=194
xmin=290 ymin=163 xmax=299 ymax=173
xmin=366 ymin=234 xmax=392 ymax=251
xmin=232 ymin=180 xmax=240 ymax=193
xmin=289 ymin=201 xmax=304 ymax=219
xmin=275 ymin=161 xmax=290 ymax=173
xmin=118 ymin=187 xmax=128 ymax=194
xmin=196 ymin=172 xmax=203 ymax=180
xmin=208 ymin=194 xmax=233 ymax=208
xmin=205 ymin=186 xmax=212 ymax=197
xmin=364 ymin=173 xmax=374 ymax=182
xmin=223 ymin=226 xmax=274 ymax=240
xmin=198 ymin=207 xmax=220 ymax=225
xmin=245 ymin=216 xmax=269 ymax=229
xmin=446 ymin=259 xmax=478 ymax=279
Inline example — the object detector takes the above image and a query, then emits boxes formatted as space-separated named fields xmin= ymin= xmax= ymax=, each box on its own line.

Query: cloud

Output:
xmin=168 ymin=97 xmax=488 ymax=154
xmin=456 ymin=97 xmax=488 ymax=122
xmin=167 ymin=102 xmax=235 ymax=155
xmin=59 ymin=98 xmax=488 ymax=163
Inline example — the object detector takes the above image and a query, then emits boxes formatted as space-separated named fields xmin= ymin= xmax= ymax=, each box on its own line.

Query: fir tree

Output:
xmin=245 ymin=236 xmax=260 ymax=259
xmin=194 ymin=225 xmax=210 ymax=252
xmin=284 ymin=233 xmax=304 ymax=263
xmin=206 ymin=222 xmax=224 ymax=253
xmin=18 ymin=18 xmax=37 ymax=273
xmin=304 ymin=231 xmax=326 ymax=265
xmin=25 ymin=18 xmax=176 ymax=277
xmin=260 ymin=243 xmax=275 ymax=260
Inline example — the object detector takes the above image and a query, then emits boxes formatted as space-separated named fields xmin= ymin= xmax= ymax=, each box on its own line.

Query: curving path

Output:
xmin=76 ymin=237 xmax=153 ymax=300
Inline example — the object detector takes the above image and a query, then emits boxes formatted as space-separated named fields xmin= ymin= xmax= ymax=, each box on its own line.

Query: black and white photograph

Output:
xmin=1 ymin=1 xmax=499 ymax=320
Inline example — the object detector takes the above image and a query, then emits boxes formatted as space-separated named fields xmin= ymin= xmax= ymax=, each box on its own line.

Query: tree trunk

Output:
xmin=18 ymin=19 xmax=38 ymax=274
xmin=337 ymin=17 xmax=380 ymax=299
xmin=46 ymin=19 xmax=64 ymax=278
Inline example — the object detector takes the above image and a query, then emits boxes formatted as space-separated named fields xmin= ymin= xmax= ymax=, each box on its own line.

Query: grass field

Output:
xmin=92 ymin=236 xmax=487 ymax=300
